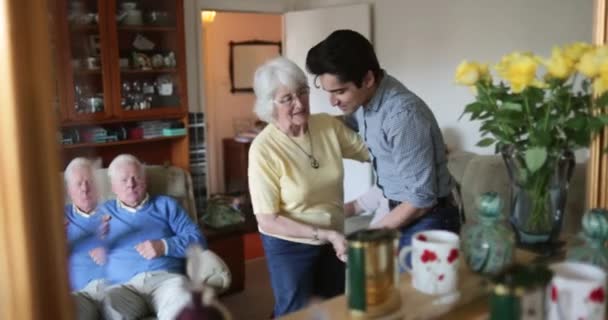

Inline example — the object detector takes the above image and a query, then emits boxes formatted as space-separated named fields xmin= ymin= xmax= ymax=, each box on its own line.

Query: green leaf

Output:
xmin=597 ymin=93 xmax=608 ymax=108
xmin=525 ymin=147 xmax=547 ymax=173
xmin=459 ymin=102 xmax=484 ymax=120
xmin=501 ymin=102 xmax=522 ymax=112
xmin=597 ymin=115 xmax=608 ymax=125
xmin=564 ymin=117 xmax=587 ymax=131
xmin=476 ymin=137 xmax=496 ymax=147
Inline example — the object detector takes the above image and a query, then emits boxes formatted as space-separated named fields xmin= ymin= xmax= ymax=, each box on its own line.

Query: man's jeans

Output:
xmin=261 ymin=234 xmax=345 ymax=317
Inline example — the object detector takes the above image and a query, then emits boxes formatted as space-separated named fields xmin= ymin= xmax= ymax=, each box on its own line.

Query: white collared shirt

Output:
xmin=73 ymin=204 xmax=96 ymax=218
xmin=117 ymin=193 xmax=150 ymax=213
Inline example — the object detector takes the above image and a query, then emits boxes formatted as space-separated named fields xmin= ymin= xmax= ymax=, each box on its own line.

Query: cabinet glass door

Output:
xmin=63 ymin=0 xmax=113 ymax=122
xmin=109 ymin=0 xmax=186 ymax=119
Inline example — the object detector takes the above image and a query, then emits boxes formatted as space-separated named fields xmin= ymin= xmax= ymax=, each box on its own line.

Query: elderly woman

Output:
xmin=248 ymin=57 xmax=369 ymax=317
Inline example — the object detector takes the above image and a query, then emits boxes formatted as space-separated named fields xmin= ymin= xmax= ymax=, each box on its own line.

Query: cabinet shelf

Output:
xmin=118 ymin=26 xmax=176 ymax=32
xmin=120 ymin=68 xmax=177 ymax=74
xmin=62 ymin=135 xmax=185 ymax=150
xmin=54 ymin=0 xmax=189 ymax=170
xmin=73 ymin=69 xmax=103 ymax=76
xmin=61 ymin=113 xmax=185 ymax=127
xmin=69 ymin=25 xmax=99 ymax=33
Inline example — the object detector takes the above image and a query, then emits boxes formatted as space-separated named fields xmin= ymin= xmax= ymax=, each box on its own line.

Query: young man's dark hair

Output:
xmin=306 ymin=29 xmax=381 ymax=88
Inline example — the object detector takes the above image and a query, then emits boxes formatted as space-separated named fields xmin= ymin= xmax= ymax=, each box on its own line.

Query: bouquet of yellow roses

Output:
xmin=454 ymin=42 xmax=608 ymax=243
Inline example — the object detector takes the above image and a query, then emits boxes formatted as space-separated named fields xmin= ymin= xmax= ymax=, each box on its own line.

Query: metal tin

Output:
xmin=346 ymin=229 xmax=401 ymax=318
xmin=490 ymin=264 xmax=552 ymax=320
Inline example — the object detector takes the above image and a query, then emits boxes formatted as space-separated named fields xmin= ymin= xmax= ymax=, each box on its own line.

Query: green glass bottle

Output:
xmin=566 ymin=208 xmax=608 ymax=270
xmin=463 ymin=192 xmax=515 ymax=275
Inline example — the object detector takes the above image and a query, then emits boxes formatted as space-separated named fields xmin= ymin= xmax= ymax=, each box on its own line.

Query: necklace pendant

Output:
xmin=310 ymin=158 xmax=320 ymax=169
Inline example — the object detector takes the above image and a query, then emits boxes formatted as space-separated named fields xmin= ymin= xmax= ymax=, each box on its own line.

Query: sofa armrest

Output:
xmin=186 ymin=249 xmax=232 ymax=293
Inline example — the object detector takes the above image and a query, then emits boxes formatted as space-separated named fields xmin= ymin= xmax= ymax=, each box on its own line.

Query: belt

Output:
xmin=388 ymin=196 xmax=450 ymax=211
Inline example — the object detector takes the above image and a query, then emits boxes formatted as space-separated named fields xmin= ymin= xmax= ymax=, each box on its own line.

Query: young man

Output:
xmin=306 ymin=29 xmax=460 ymax=250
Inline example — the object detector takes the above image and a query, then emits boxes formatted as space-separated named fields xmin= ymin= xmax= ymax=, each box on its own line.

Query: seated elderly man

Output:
xmin=64 ymin=157 xmax=109 ymax=320
xmin=102 ymin=154 xmax=207 ymax=320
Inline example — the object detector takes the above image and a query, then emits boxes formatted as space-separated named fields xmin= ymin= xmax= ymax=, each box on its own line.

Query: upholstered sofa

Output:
xmin=346 ymin=151 xmax=588 ymax=236
xmin=63 ymin=165 xmax=231 ymax=292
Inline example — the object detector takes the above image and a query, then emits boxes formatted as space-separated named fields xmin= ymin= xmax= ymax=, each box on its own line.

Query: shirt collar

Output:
xmin=364 ymin=70 xmax=389 ymax=112
xmin=118 ymin=193 xmax=149 ymax=213
xmin=73 ymin=204 xmax=96 ymax=218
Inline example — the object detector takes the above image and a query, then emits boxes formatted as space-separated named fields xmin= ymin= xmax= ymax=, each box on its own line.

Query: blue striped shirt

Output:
xmin=350 ymin=72 xmax=453 ymax=208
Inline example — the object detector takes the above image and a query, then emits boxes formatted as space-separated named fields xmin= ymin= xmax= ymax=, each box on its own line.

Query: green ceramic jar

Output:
xmin=463 ymin=192 xmax=515 ymax=275
xmin=566 ymin=208 xmax=608 ymax=270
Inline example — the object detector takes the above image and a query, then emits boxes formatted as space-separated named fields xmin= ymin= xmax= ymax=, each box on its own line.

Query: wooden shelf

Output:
xmin=61 ymin=135 xmax=185 ymax=150
xmin=69 ymin=25 xmax=99 ymax=33
xmin=118 ymin=25 xmax=176 ymax=32
xmin=61 ymin=113 xmax=185 ymax=127
xmin=73 ymin=69 xmax=103 ymax=76
xmin=54 ymin=0 xmax=189 ymax=170
xmin=120 ymin=68 xmax=177 ymax=74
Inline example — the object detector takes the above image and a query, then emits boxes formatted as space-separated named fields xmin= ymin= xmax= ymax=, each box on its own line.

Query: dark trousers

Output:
xmin=261 ymin=234 xmax=345 ymax=317
xmin=390 ymin=200 xmax=461 ymax=271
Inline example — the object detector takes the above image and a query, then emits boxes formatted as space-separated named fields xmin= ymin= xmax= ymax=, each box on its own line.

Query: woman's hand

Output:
xmin=322 ymin=230 xmax=347 ymax=262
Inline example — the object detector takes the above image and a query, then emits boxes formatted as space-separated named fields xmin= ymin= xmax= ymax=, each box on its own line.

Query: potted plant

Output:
xmin=454 ymin=43 xmax=608 ymax=249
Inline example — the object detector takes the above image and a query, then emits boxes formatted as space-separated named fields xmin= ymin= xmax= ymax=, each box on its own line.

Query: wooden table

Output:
xmin=280 ymin=250 xmax=538 ymax=320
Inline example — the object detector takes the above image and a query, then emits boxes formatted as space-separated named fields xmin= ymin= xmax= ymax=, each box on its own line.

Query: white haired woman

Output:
xmin=248 ymin=57 xmax=369 ymax=317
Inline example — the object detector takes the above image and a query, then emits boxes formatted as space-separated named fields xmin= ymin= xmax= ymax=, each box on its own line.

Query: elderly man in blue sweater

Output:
xmin=65 ymin=157 xmax=109 ymax=320
xmin=102 ymin=154 xmax=207 ymax=320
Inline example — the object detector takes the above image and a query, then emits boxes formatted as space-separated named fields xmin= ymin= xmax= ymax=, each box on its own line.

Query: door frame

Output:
xmin=184 ymin=0 xmax=289 ymax=193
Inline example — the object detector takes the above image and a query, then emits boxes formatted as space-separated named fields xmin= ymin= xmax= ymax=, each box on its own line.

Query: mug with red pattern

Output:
xmin=547 ymin=261 xmax=606 ymax=320
xmin=398 ymin=230 xmax=460 ymax=295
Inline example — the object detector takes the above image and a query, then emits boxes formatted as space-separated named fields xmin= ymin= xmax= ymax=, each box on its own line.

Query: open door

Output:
xmin=284 ymin=4 xmax=373 ymax=202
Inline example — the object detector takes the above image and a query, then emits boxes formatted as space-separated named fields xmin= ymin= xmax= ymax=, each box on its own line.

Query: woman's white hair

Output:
xmin=108 ymin=154 xmax=144 ymax=180
xmin=253 ymin=57 xmax=308 ymax=123
xmin=64 ymin=157 xmax=93 ymax=183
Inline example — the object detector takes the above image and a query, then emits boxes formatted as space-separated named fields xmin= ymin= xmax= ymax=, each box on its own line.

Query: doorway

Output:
xmin=200 ymin=11 xmax=282 ymax=195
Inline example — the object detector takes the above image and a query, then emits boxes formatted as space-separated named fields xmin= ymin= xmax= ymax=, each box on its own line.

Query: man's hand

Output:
xmin=89 ymin=247 xmax=106 ymax=265
xmin=135 ymin=240 xmax=165 ymax=260
xmin=98 ymin=215 xmax=111 ymax=239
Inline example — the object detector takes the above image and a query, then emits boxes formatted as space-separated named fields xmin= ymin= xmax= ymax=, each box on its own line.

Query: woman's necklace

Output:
xmin=285 ymin=129 xmax=320 ymax=169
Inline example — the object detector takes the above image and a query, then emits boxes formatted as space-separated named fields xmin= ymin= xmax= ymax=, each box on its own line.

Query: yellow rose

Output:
xmin=496 ymin=52 xmax=543 ymax=93
xmin=544 ymin=47 xmax=575 ymax=79
xmin=454 ymin=60 xmax=490 ymax=86
xmin=577 ymin=46 xmax=608 ymax=78
xmin=563 ymin=42 xmax=594 ymax=62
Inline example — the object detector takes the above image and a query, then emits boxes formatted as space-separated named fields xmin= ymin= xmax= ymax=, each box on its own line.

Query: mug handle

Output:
xmin=398 ymin=246 xmax=414 ymax=273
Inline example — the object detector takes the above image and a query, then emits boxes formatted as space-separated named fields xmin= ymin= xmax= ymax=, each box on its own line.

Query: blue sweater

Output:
xmin=102 ymin=195 xmax=207 ymax=284
xmin=65 ymin=205 xmax=106 ymax=291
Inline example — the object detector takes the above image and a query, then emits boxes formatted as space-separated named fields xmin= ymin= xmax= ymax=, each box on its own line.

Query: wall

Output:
xmin=203 ymin=12 xmax=282 ymax=193
xmin=184 ymin=0 xmax=595 ymax=194
xmin=291 ymin=0 xmax=594 ymax=158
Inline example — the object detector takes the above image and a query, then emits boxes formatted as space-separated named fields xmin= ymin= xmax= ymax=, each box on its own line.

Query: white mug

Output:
xmin=547 ymin=261 xmax=606 ymax=320
xmin=398 ymin=230 xmax=460 ymax=295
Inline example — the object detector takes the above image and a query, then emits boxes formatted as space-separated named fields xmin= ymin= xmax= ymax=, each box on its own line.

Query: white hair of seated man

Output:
xmin=64 ymin=157 xmax=94 ymax=183
xmin=107 ymin=153 xmax=145 ymax=179
xmin=253 ymin=57 xmax=308 ymax=123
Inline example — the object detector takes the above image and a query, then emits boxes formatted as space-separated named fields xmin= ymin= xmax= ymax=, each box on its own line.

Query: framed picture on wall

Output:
xmin=229 ymin=40 xmax=282 ymax=93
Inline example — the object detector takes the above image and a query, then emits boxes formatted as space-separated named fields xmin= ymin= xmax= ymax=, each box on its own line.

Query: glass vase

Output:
xmin=501 ymin=146 xmax=575 ymax=249
xmin=463 ymin=192 xmax=515 ymax=276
